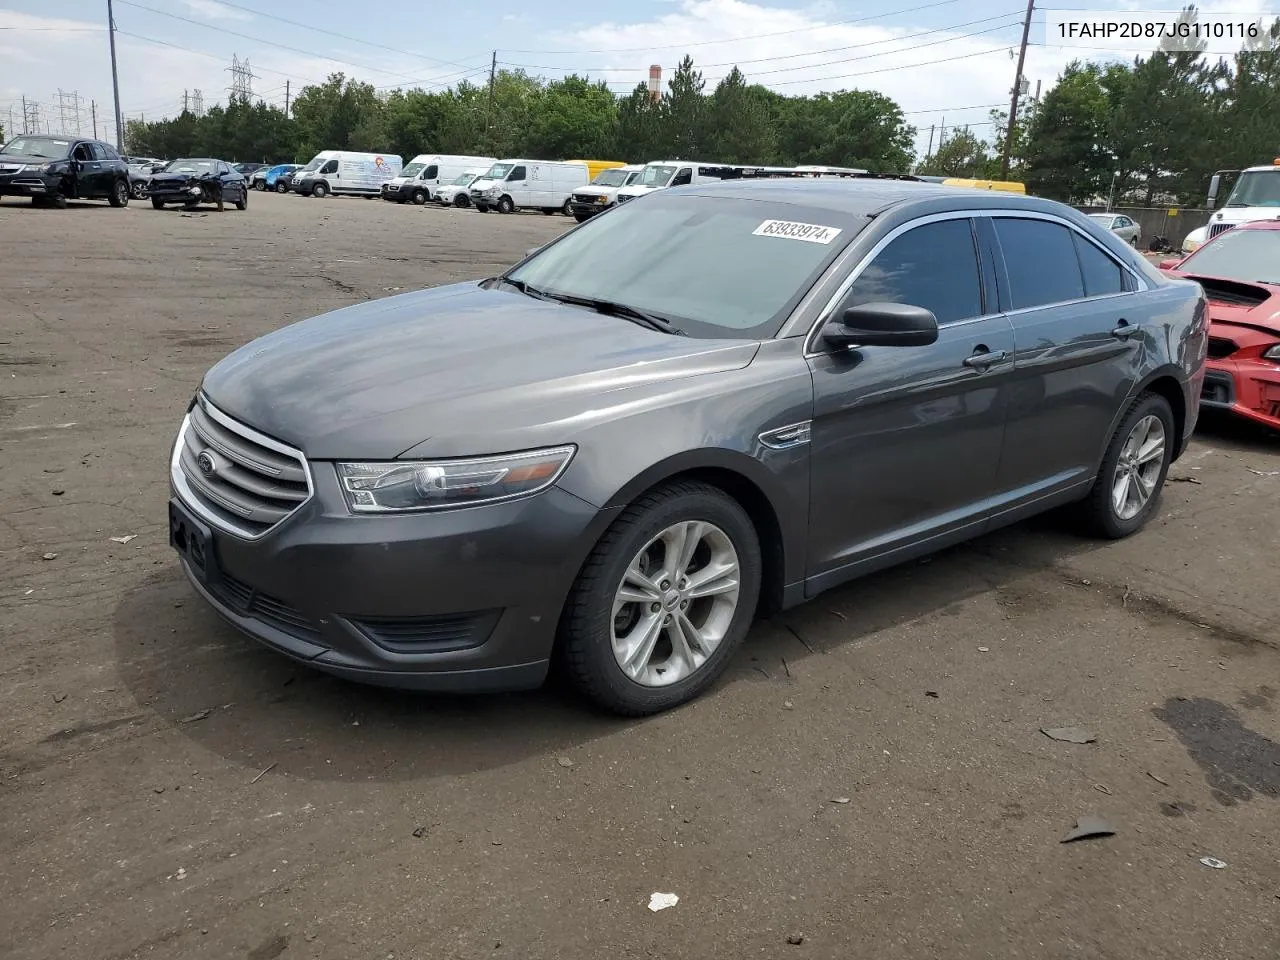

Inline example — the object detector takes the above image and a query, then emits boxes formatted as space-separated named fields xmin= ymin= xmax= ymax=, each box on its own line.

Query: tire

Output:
xmin=235 ymin=188 xmax=247 ymax=211
xmin=1078 ymin=392 xmax=1175 ymax=539
xmin=131 ymin=181 xmax=148 ymax=200
xmin=496 ymin=195 xmax=514 ymax=214
xmin=411 ymin=189 xmax=427 ymax=205
xmin=151 ymin=198 xmax=165 ymax=209
xmin=51 ymin=195 xmax=68 ymax=209
xmin=276 ymin=181 xmax=288 ymax=194
xmin=562 ymin=198 xmax=573 ymax=216
xmin=454 ymin=194 xmax=470 ymax=208
xmin=475 ymin=204 xmax=489 ymax=213
xmin=559 ymin=480 xmax=762 ymax=716
xmin=574 ymin=213 xmax=591 ymax=223
xmin=109 ymin=179 xmax=129 ymax=207
xmin=312 ymin=182 xmax=328 ymax=199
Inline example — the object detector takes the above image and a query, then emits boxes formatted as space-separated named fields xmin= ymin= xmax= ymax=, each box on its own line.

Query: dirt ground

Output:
xmin=2 ymin=192 xmax=1279 ymax=960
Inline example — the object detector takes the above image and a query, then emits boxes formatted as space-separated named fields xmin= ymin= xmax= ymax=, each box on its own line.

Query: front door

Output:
xmin=806 ymin=215 xmax=1014 ymax=594
xmin=987 ymin=215 xmax=1144 ymax=510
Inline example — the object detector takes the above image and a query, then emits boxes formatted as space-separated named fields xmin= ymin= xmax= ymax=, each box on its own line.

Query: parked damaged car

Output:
xmin=0 ymin=135 xmax=131 ymax=208
xmin=148 ymin=158 xmax=249 ymax=210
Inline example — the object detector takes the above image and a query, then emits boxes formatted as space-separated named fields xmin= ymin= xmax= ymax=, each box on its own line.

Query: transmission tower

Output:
xmin=192 ymin=89 xmax=205 ymax=118
xmin=57 ymin=89 xmax=84 ymax=136
xmin=22 ymin=98 xmax=41 ymax=135
xmin=227 ymin=55 xmax=256 ymax=102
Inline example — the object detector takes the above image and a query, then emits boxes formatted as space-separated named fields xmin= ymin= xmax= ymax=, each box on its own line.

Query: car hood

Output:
xmin=1171 ymin=271 xmax=1280 ymax=335
xmin=199 ymin=283 xmax=760 ymax=460
xmin=151 ymin=172 xmax=205 ymax=184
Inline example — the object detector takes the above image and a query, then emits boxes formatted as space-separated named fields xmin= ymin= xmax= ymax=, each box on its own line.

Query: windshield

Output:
xmin=165 ymin=159 xmax=217 ymax=175
xmin=1087 ymin=213 xmax=1114 ymax=222
xmin=298 ymin=156 xmax=324 ymax=173
xmin=1224 ymin=170 xmax=1280 ymax=208
xmin=450 ymin=173 xmax=476 ymax=185
xmin=483 ymin=162 xmax=513 ymax=180
xmin=2 ymin=136 xmax=72 ymax=159
xmin=1179 ymin=227 xmax=1280 ymax=284
xmin=505 ymin=193 xmax=859 ymax=338
xmin=635 ymin=165 xmax=676 ymax=187
xmin=592 ymin=168 xmax=631 ymax=187
xmin=401 ymin=162 xmax=425 ymax=177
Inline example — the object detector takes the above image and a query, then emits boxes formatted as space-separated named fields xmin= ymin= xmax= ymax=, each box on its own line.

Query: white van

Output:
xmin=568 ymin=163 xmax=645 ymax=222
xmin=381 ymin=154 xmax=495 ymax=205
xmin=614 ymin=161 xmax=735 ymax=204
xmin=434 ymin=168 xmax=488 ymax=208
xmin=468 ymin=159 xmax=589 ymax=215
xmin=293 ymin=150 xmax=402 ymax=198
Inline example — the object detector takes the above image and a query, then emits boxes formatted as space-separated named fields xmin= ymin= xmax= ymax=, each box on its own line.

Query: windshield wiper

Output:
xmin=495 ymin=276 xmax=557 ymax=302
xmin=539 ymin=292 xmax=685 ymax=335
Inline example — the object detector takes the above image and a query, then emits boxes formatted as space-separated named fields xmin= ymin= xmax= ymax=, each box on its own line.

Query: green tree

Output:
xmin=1023 ymin=61 xmax=1115 ymax=202
xmin=919 ymin=128 xmax=990 ymax=177
xmin=527 ymin=75 xmax=619 ymax=158
xmin=291 ymin=73 xmax=385 ymax=157
xmin=662 ymin=55 xmax=707 ymax=158
xmin=616 ymin=83 xmax=664 ymax=161
xmin=774 ymin=90 xmax=913 ymax=171
xmin=705 ymin=68 xmax=778 ymax=164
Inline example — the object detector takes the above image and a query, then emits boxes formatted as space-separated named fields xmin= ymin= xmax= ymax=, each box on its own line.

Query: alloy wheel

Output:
xmin=1111 ymin=414 xmax=1166 ymax=521
xmin=610 ymin=520 xmax=741 ymax=687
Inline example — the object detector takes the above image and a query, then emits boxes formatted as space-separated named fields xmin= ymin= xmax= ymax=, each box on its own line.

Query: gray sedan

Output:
xmin=1088 ymin=212 xmax=1142 ymax=247
xmin=168 ymin=180 xmax=1207 ymax=715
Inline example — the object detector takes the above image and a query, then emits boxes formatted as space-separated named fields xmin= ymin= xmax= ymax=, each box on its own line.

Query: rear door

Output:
xmin=805 ymin=214 xmax=1015 ymax=591
xmin=988 ymin=214 xmax=1144 ymax=512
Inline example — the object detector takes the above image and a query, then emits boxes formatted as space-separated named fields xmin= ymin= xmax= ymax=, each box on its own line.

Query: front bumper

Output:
xmin=380 ymin=182 xmax=416 ymax=201
xmin=169 ymin=471 xmax=616 ymax=692
xmin=570 ymin=199 xmax=610 ymax=218
xmin=1203 ymin=358 xmax=1280 ymax=430
xmin=0 ymin=173 xmax=56 ymax=197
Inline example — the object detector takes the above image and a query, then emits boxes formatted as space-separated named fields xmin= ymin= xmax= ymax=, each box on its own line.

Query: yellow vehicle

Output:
xmin=941 ymin=177 xmax=1027 ymax=194
xmin=565 ymin=159 xmax=627 ymax=182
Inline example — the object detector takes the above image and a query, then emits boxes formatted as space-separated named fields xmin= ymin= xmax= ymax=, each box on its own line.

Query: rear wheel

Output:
xmin=559 ymin=481 xmax=762 ymax=716
xmin=1079 ymin=392 xmax=1175 ymax=539
xmin=496 ymin=195 xmax=514 ymax=214
xmin=276 ymin=181 xmax=288 ymax=194
xmin=131 ymin=180 xmax=148 ymax=200
xmin=109 ymin=179 xmax=129 ymax=207
xmin=235 ymin=187 xmax=248 ymax=211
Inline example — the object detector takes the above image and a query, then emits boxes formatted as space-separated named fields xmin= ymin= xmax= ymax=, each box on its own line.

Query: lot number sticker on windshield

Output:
xmin=753 ymin=220 xmax=842 ymax=244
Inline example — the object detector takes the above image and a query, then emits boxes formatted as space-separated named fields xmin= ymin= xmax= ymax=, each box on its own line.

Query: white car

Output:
xmin=434 ymin=170 xmax=485 ymax=208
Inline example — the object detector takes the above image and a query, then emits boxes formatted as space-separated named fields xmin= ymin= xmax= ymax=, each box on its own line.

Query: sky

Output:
xmin=2 ymin=0 xmax=1278 ymax=159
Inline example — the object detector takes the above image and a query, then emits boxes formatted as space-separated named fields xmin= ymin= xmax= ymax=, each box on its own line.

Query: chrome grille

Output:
xmin=172 ymin=395 xmax=312 ymax=539
xmin=1208 ymin=222 xmax=1233 ymax=239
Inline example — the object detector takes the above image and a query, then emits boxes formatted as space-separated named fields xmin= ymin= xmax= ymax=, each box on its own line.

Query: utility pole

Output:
xmin=1001 ymin=0 xmax=1035 ymax=181
xmin=484 ymin=50 xmax=497 ymax=140
xmin=926 ymin=124 xmax=935 ymax=159
xmin=91 ymin=100 xmax=98 ymax=139
xmin=106 ymin=0 xmax=125 ymax=149
xmin=183 ymin=90 xmax=190 ymax=114
xmin=284 ymin=79 xmax=290 ymax=119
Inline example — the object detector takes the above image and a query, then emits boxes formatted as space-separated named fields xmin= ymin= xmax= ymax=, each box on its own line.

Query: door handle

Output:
xmin=963 ymin=349 xmax=1007 ymax=369
xmin=1112 ymin=319 xmax=1137 ymax=339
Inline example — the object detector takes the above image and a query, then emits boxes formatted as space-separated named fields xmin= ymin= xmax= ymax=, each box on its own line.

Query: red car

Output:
xmin=1160 ymin=220 xmax=1280 ymax=431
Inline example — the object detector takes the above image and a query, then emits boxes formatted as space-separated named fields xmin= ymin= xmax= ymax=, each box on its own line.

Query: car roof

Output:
xmin=675 ymin=176 xmax=1069 ymax=218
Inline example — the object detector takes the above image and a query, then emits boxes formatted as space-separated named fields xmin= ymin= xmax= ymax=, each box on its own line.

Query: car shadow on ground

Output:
xmin=111 ymin=502 xmax=1128 ymax=785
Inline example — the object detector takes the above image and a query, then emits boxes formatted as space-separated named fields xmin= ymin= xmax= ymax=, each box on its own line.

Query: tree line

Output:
xmin=120 ymin=6 xmax=1280 ymax=208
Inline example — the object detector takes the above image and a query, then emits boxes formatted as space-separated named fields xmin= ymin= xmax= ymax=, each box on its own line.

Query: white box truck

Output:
xmin=468 ymin=159 xmax=589 ymax=215
xmin=292 ymin=150 xmax=402 ymax=198
xmin=381 ymin=154 xmax=496 ymax=204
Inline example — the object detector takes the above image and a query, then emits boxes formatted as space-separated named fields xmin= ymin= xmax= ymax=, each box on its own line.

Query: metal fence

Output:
xmin=1077 ymin=205 xmax=1211 ymax=250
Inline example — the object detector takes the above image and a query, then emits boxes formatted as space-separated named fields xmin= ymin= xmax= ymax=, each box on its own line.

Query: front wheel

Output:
xmin=574 ymin=213 xmax=591 ymax=223
xmin=1078 ymin=392 xmax=1175 ymax=539
xmin=131 ymin=181 xmax=148 ymax=200
xmin=109 ymin=179 xmax=129 ymax=207
xmin=311 ymin=182 xmax=328 ymax=199
xmin=412 ymin=189 xmax=427 ymax=205
xmin=562 ymin=198 xmax=574 ymax=216
xmin=559 ymin=481 xmax=762 ymax=716
xmin=475 ymin=203 xmax=489 ymax=213
xmin=151 ymin=198 xmax=165 ymax=209
xmin=454 ymin=194 xmax=470 ymax=208
xmin=496 ymin=195 xmax=514 ymax=214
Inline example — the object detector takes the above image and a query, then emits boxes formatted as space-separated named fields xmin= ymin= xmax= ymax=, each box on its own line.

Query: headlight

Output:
xmin=1264 ymin=345 xmax=1280 ymax=362
xmin=336 ymin=445 xmax=576 ymax=512
xmin=23 ymin=163 xmax=54 ymax=174
xmin=598 ymin=195 xmax=609 ymax=203
xmin=189 ymin=185 xmax=202 ymax=195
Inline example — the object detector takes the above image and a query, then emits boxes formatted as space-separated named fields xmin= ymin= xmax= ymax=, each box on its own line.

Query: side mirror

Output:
xmin=822 ymin=302 xmax=939 ymax=349
xmin=1206 ymin=173 xmax=1221 ymax=209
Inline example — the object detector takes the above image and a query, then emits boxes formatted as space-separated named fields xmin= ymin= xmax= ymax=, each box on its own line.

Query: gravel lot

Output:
xmin=2 ymin=192 xmax=1279 ymax=960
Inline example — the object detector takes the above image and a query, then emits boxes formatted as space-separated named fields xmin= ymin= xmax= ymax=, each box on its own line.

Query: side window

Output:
xmin=100 ymin=143 xmax=120 ymax=160
xmin=508 ymin=165 xmax=526 ymax=180
xmin=321 ymin=159 xmax=338 ymax=174
xmin=88 ymin=143 xmax=108 ymax=161
xmin=423 ymin=164 xmax=438 ymax=180
xmin=993 ymin=218 xmax=1084 ymax=310
xmin=218 ymin=161 xmax=231 ymax=176
xmin=839 ymin=218 xmax=984 ymax=326
xmin=73 ymin=143 xmax=93 ymax=162
xmin=1073 ymin=233 xmax=1126 ymax=297
xmin=671 ymin=167 xmax=692 ymax=186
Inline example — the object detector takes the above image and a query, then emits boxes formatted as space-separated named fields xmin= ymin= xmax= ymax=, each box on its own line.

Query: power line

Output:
xmin=705 ymin=43 xmax=1015 ymax=88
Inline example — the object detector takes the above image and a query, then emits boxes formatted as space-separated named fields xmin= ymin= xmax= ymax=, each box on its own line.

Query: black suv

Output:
xmin=0 ymin=135 xmax=131 ymax=208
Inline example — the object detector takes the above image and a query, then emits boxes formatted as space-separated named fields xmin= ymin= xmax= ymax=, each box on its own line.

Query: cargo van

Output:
xmin=614 ymin=160 xmax=735 ymax=204
xmin=293 ymin=150 xmax=402 ymax=198
xmin=568 ymin=163 xmax=645 ymax=221
xmin=564 ymin=159 xmax=628 ymax=183
xmin=381 ymin=153 xmax=496 ymax=204
xmin=468 ymin=159 xmax=589 ymax=215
